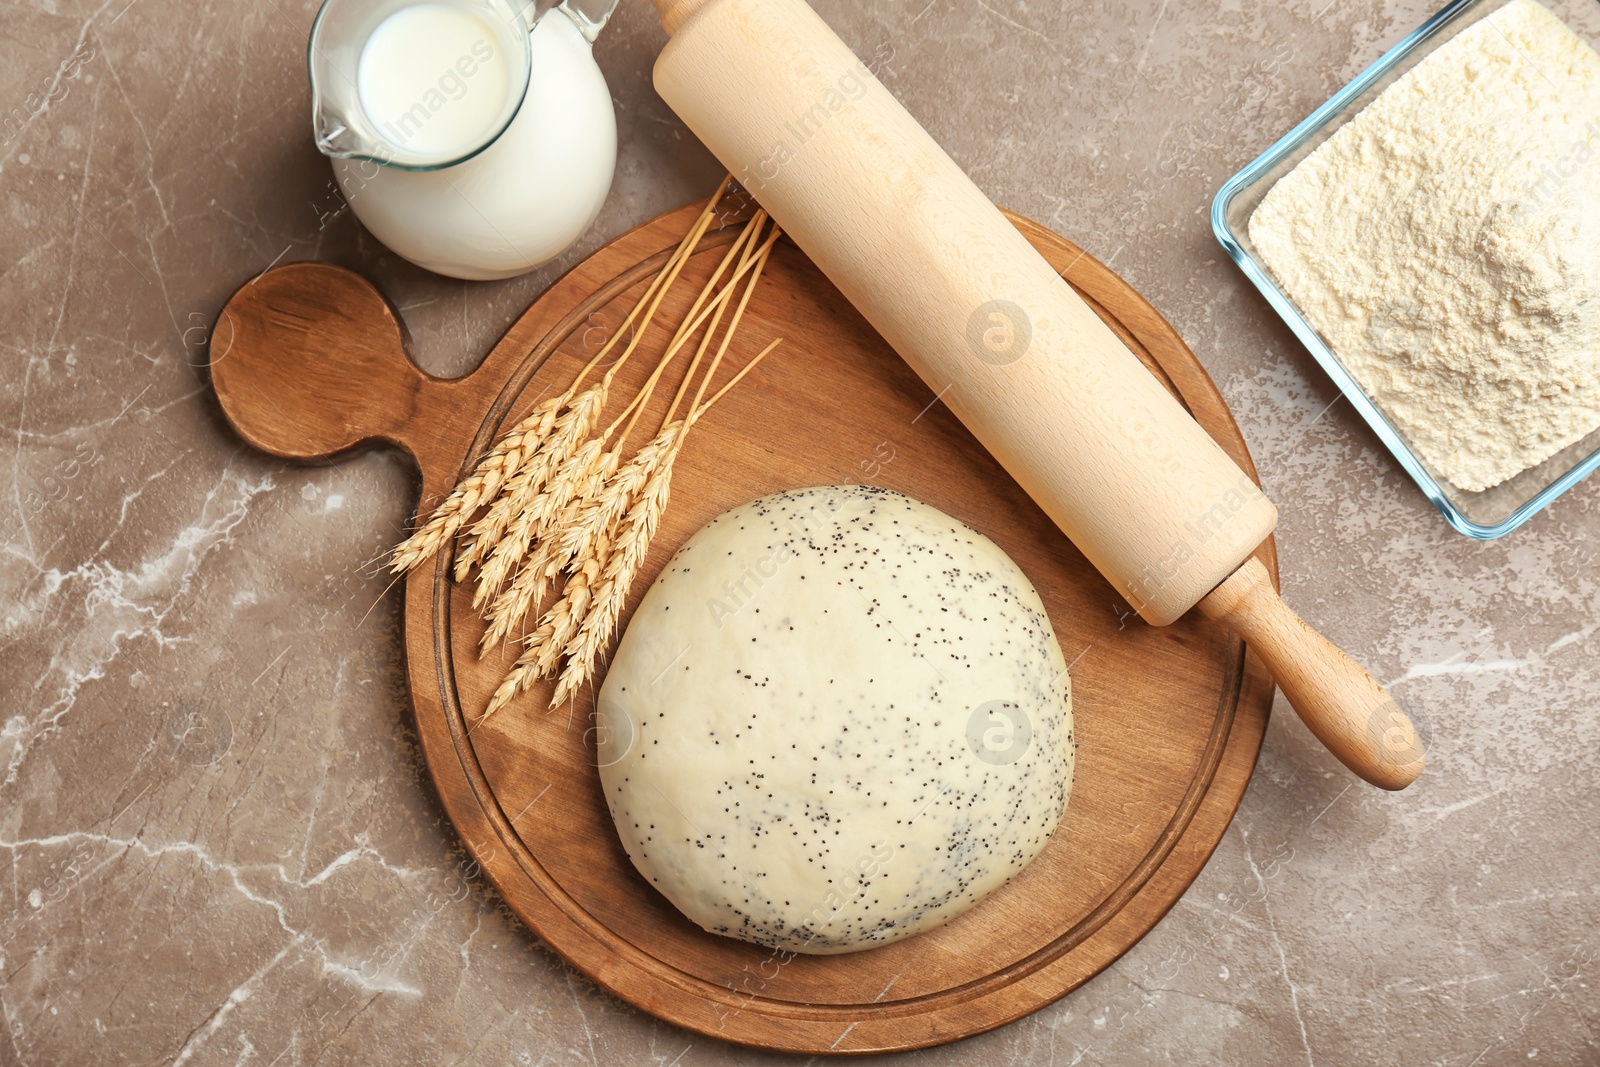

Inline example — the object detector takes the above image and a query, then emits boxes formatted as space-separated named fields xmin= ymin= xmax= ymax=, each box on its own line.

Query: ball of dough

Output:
xmin=597 ymin=486 xmax=1074 ymax=954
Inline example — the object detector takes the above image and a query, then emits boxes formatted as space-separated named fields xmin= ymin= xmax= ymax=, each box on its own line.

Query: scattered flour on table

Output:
xmin=1249 ymin=0 xmax=1600 ymax=492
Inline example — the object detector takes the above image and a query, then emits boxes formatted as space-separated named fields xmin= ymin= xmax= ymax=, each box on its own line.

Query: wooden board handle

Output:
xmin=210 ymin=262 xmax=462 ymax=463
xmin=1200 ymin=558 xmax=1424 ymax=790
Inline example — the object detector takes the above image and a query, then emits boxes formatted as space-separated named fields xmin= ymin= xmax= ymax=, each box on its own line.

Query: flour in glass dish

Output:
xmin=1249 ymin=0 xmax=1600 ymax=492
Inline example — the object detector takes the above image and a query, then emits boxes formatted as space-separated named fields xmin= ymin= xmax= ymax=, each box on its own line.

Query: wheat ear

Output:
xmin=550 ymin=439 xmax=681 ymax=707
xmin=478 ymin=381 xmax=671 ymax=653
xmin=389 ymin=179 xmax=744 ymax=580
xmin=557 ymin=422 xmax=683 ymax=571
xmin=461 ymin=185 xmax=744 ymax=592
xmin=389 ymin=393 xmax=564 ymax=574
xmin=480 ymin=446 xmax=620 ymax=653
xmin=455 ymin=381 xmax=606 ymax=581
xmin=474 ymin=321 xmax=690 ymax=653
xmin=472 ymin=435 xmax=603 ymax=612
xmin=509 ymin=424 xmax=681 ymax=685
xmin=482 ymin=528 xmax=611 ymax=722
xmin=463 ymin=189 xmax=741 ymax=592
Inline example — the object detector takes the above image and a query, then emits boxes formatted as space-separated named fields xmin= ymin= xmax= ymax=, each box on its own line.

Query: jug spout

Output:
xmin=312 ymin=99 xmax=376 ymax=160
xmin=551 ymin=0 xmax=619 ymax=42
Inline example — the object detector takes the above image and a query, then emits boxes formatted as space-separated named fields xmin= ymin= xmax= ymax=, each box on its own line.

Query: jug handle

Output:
xmin=548 ymin=0 xmax=618 ymax=42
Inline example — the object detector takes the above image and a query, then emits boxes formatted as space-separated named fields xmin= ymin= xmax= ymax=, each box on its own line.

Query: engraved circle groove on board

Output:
xmin=413 ymin=211 xmax=1272 ymax=1048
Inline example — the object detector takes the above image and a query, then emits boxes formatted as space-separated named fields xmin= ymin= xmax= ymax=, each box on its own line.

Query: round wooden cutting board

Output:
xmin=210 ymin=200 xmax=1277 ymax=1055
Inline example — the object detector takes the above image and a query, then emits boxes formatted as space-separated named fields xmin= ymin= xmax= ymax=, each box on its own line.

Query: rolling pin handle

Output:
xmin=1200 ymin=558 xmax=1425 ymax=791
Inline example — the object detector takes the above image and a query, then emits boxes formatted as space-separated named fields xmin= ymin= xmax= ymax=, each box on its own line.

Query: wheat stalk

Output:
xmin=480 ymin=446 xmax=620 ymax=653
xmin=392 ymin=177 xmax=735 ymax=580
xmin=483 ymin=528 xmax=611 ymax=722
xmin=389 ymin=393 xmax=564 ymax=575
xmin=558 ymin=423 xmax=683 ymax=569
xmin=657 ymin=210 xmax=766 ymax=369
xmin=666 ymin=224 xmax=780 ymax=436
xmin=550 ymin=437 xmax=681 ymax=707
xmin=500 ymin=423 xmax=681 ymax=688
xmin=577 ymin=189 xmax=727 ymax=394
xmin=695 ymin=337 xmax=784 ymax=417
xmin=531 ymin=232 xmax=788 ymax=708
xmin=393 ymin=177 xmax=793 ymax=723
xmin=608 ymin=218 xmax=783 ymax=449
xmin=661 ymin=217 xmax=769 ymax=426
xmin=471 ymin=435 xmax=602 ymax=612
xmin=455 ymin=381 xmax=606 ymax=582
xmin=596 ymin=212 xmax=769 ymax=465
xmin=563 ymin=172 xmax=732 ymax=399
xmin=546 ymin=332 xmax=785 ymax=706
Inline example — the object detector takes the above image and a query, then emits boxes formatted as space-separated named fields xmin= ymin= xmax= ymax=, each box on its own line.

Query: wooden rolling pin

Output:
xmin=649 ymin=0 xmax=1424 ymax=789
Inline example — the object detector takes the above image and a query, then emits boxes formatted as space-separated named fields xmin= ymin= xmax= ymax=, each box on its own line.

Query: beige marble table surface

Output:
xmin=3 ymin=0 xmax=1597 ymax=1063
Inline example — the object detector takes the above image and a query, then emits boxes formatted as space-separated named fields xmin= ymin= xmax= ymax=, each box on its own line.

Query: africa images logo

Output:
xmin=966 ymin=300 xmax=1032 ymax=366
xmin=966 ymin=700 xmax=1033 ymax=766
xmin=165 ymin=699 xmax=234 ymax=767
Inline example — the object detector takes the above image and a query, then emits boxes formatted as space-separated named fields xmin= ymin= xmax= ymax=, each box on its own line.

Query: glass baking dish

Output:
xmin=1212 ymin=0 xmax=1600 ymax=539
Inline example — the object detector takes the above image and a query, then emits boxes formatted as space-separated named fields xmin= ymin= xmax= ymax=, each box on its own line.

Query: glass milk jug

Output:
xmin=308 ymin=0 xmax=618 ymax=280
